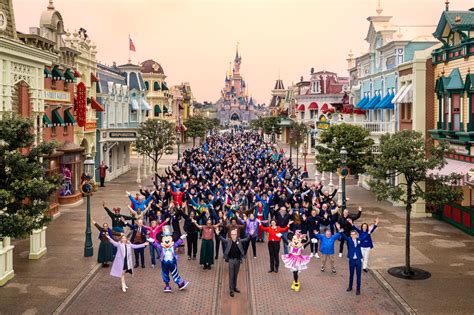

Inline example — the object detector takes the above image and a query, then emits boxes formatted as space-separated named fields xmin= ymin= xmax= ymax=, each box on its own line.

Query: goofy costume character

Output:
xmin=148 ymin=225 xmax=189 ymax=292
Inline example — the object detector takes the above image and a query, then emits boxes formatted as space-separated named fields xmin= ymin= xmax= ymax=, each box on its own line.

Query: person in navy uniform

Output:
xmin=339 ymin=220 xmax=372 ymax=295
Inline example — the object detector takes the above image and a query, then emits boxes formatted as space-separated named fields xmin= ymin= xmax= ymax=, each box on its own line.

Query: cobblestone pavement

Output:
xmin=247 ymin=240 xmax=402 ymax=315
xmin=63 ymin=244 xmax=219 ymax=314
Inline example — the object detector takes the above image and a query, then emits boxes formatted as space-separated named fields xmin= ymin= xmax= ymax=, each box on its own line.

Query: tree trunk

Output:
xmin=405 ymin=182 xmax=413 ymax=275
xmin=193 ymin=137 xmax=195 ymax=147
xmin=296 ymin=143 xmax=299 ymax=168
xmin=154 ymin=159 xmax=158 ymax=185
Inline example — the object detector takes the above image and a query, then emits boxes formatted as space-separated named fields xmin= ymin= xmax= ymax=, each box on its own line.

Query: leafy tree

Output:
xmin=186 ymin=116 xmax=207 ymax=146
xmin=315 ymin=123 xmax=374 ymax=175
xmin=250 ymin=117 xmax=281 ymax=135
xmin=0 ymin=114 xmax=60 ymax=238
xmin=289 ymin=122 xmax=308 ymax=167
xmin=135 ymin=119 xmax=176 ymax=173
xmin=368 ymin=130 xmax=462 ymax=279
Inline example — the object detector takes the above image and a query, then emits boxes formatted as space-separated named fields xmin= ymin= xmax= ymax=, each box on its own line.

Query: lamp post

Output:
xmin=176 ymin=126 xmax=181 ymax=161
xmin=82 ymin=154 xmax=95 ymax=257
xmin=340 ymin=147 xmax=348 ymax=211
xmin=302 ymin=139 xmax=308 ymax=178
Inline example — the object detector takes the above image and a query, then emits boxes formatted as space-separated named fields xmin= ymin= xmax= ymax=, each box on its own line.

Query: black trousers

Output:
xmin=100 ymin=177 xmax=105 ymax=187
xmin=268 ymin=240 xmax=280 ymax=271
xmin=134 ymin=247 xmax=145 ymax=266
xmin=244 ymin=237 xmax=257 ymax=257
xmin=215 ymin=234 xmax=227 ymax=258
xmin=187 ymin=233 xmax=198 ymax=257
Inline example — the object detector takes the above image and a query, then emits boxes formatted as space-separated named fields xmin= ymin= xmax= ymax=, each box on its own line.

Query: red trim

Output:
xmin=90 ymin=97 xmax=105 ymax=112
xmin=443 ymin=204 xmax=452 ymax=218
xmin=91 ymin=73 xmax=99 ymax=83
xmin=453 ymin=208 xmax=461 ymax=223
xmin=308 ymin=102 xmax=318 ymax=110
xmin=463 ymin=212 xmax=471 ymax=228
xmin=321 ymin=103 xmax=329 ymax=114
xmin=73 ymin=69 xmax=81 ymax=78
xmin=297 ymin=104 xmax=305 ymax=111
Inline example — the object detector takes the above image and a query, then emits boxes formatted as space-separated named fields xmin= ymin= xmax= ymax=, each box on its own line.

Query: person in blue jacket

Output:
xmin=340 ymin=222 xmax=373 ymax=296
xmin=350 ymin=218 xmax=379 ymax=272
xmin=315 ymin=225 xmax=341 ymax=274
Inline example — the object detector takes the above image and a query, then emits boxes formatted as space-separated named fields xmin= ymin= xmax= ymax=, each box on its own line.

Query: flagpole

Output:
xmin=128 ymin=35 xmax=131 ymax=63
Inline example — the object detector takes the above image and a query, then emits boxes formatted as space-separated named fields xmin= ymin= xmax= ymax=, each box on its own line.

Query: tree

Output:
xmin=315 ymin=123 xmax=374 ymax=175
xmin=289 ymin=122 xmax=308 ymax=167
xmin=0 ymin=114 xmax=61 ymax=238
xmin=135 ymin=119 xmax=176 ymax=174
xmin=186 ymin=116 xmax=207 ymax=146
xmin=368 ymin=130 xmax=462 ymax=279
xmin=250 ymin=117 xmax=281 ymax=135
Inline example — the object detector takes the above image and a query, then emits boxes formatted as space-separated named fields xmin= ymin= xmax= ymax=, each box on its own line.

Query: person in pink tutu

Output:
xmin=281 ymin=231 xmax=316 ymax=292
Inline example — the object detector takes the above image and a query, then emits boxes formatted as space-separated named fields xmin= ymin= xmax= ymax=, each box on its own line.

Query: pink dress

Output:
xmin=282 ymin=246 xmax=311 ymax=271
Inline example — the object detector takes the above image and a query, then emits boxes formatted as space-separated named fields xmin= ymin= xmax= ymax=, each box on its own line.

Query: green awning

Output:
xmin=161 ymin=82 xmax=169 ymax=91
xmin=64 ymin=68 xmax=76 ymax=83
xmin=43 ymin=114 xmax=52 ymax=127
xmin=52 ymin=66 xmax=65 ymax=81
xmin=154 ymin=105 xmax=161 ymax=115
xmin=52 ymin=109 xmax=65 ymax=126
xmin=163 ymin=106 xmax=169 ymax=113
xmin=64 ymin=110 xmax=77 ymax=125
xmin=44 ymin=68 xmax=52 ymax=79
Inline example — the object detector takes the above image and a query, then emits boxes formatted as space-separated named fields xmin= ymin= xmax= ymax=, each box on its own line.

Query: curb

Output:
xmin=370 ymin=269 xmax=417 ymax=315
xmin=52 ymin=263 xmax=101 ymax=315
xmin=211 ymin=258 xmax=224 ymax=315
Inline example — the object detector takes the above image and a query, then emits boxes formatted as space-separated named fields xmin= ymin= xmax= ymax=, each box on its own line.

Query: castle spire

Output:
xmin=235 ymin=42 xmax=240 ymax=60
xmin=48 ymin=0 xmax=55 ymax=10
xmin=376 ymin=0 xmax=383 ymax=15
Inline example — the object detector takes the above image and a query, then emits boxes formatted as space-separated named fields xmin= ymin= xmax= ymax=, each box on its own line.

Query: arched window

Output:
xmin=153 ymin=81 xmax=160 ymax=91
xmin=144 ymin=81 xmax=149 ymax=90
xmin=154 ymin=105 xmax=161 ymax=117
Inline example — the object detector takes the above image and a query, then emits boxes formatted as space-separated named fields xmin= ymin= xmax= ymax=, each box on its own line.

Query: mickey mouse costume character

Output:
xmin=148 ymin=225 xmax=189 ymax=292
xmin=281 ymin=230 xmax=314 ymax=292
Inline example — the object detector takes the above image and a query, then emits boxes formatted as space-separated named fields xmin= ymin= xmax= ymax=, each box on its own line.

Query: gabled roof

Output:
xmin=465 ymin=73 xmax=474 ymax=92
xmin=436 ymin=69 xmax=465 ymax=93
xmin=433 ymin=9 xmax=474 ymax=39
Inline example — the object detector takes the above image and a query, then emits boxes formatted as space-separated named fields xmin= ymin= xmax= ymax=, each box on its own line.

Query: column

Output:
xmin=29 ymin=226 xmax=47 ymax=259
xmin=0 ymin=237 xmax=15 ymax=286
xmin=142 ymin=155 xmax=147 ymax=179
xmin=136 ymin=154 xmax=141 ymax=183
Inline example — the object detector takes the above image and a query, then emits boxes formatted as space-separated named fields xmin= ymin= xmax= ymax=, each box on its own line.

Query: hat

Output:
xmin=162 ymin=225 xmax=173 ymax=236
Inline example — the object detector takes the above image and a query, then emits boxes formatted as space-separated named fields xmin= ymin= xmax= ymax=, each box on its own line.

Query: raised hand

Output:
xmin=180 ymin=234 xmax=187 ymax=240
xmin=375 ymin=217 xmax=379 ymax=225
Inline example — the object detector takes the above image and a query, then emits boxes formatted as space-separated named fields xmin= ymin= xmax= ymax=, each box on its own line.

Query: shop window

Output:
xmin=401 ymin=103 xmax=405 ymax=119
xmin=301 ymin=112 xmax=304 ymax=120
xmin=407 ymin=103 xmax=412 ymax=120
xmin=310 ymin=110 xmax=315 ymax=119
xmin=59 ymin=153 xmax=81 ymax=197
xmin=452 ymin=94 xmax=461 ymax=131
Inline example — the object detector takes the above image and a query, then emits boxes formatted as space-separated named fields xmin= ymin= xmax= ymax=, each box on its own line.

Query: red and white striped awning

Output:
xmin=428 ymin=159 xmax=473 ymax=186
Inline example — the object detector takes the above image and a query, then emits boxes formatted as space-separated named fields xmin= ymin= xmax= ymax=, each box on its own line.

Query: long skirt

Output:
xmin=200 ymin=239 xmax=214 ymax=266
xmin=98 ymin=241 xmax=114 ymax=263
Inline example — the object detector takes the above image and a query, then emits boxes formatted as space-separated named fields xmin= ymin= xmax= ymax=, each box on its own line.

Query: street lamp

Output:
xmin=302 ymin=139 xmax=308 ymax=178
xmin=339 ymin=146 xmax=348 ymax=211
xmin=82 ymin=154 xmax=95 ymax=257
xmin=176 ymin=126 xmax=181 ymax=161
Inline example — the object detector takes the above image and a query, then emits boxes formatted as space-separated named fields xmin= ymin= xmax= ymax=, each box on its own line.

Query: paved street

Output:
xmin=1 ymin=147 xmax=474 ymax=315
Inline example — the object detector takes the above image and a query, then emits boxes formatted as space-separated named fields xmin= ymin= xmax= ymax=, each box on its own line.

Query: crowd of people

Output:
xmin=94 ymin=131 xmax=379 ymax=296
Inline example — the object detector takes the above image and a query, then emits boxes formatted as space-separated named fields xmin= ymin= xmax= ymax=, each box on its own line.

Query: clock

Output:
xmin=0 ymin=11 xmax=6 ymax=31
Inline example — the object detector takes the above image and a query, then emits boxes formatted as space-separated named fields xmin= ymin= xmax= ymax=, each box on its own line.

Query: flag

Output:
xmin=129 ymin=36 xmax=136 ymax=52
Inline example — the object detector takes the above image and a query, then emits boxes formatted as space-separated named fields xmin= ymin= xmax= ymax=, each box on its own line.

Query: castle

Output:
xmin=215 ymin=46 xmax=262 ymax=125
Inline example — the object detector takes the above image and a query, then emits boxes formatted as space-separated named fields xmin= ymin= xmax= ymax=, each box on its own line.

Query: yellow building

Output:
xmin=140 ymin=59 xmax=173 ymax=121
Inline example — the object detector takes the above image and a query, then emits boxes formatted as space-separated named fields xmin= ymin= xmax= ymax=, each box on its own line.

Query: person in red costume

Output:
xmin=258 ymin=218 xmax=293 ymax=273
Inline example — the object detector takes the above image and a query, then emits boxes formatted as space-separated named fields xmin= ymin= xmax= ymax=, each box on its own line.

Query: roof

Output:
xmin=274 ymin=79 xmax=285 ymax=90
xmin=433 ymin=9 xmax=474 ymax=39
xmin=140 ymin=59 xmax=165 ymax=74
xmin=97 ymin=64 xmax=126 ymax=94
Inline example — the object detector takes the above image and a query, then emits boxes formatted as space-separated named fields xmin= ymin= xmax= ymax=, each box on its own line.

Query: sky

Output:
xmin=12 ymin=0 xmax=473 ymax=104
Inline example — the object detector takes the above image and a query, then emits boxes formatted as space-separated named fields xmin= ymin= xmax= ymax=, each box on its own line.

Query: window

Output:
xmin=407 ymin=103 xmax=412 ymax=120
xmin=144 ymin=81 xmax=149 ymax=90
xmin=153 ymin=81 xmax=160 ymax=91
xmin=452 ymin=94 xmax=461 ymax=131
xmin=310 ymin=110 xmax=314 ymax=119
xmin=301 ymin=112 xmax=304 ymax=120
xmin=444 ymin=95 xmax=450 ymax=129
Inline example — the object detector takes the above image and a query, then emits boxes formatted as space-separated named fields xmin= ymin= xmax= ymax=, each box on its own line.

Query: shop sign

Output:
xmin=450 ymin=144 xmax=469 ymax=155
xmin=317 ymin=115 xmax=330 ymax=130
xmin=109 ymin=132 xmax=137 ymax=139
xmin=85 ymin=121 xmax=96 ymax=131
xmin=44 ymin=90 xmax=71 ymax=102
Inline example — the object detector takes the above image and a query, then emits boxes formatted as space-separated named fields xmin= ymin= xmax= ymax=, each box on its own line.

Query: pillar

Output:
xmin=29 ymin=226 xmax=47 ymax=259
xmin=136 ymin=154 xmax=141 ymax=183
xmin=0 ymin=237 xmax=15 ymax=286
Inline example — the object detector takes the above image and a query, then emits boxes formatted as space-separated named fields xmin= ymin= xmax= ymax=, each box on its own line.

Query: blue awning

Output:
xmin=130 ymin=99 xmax=139 ymax=110
xmin=375 ymin=93 xmax=395 ymax=109
xmin=363 ymin=95 xmax=381 ymax=110
xmin=141 ymin=99 xmax=151 ymax=111
xmin=355 ymin=97 xmax=369 ymax=109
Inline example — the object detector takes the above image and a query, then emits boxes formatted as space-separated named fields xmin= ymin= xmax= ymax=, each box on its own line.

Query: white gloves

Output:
xmin=146 ymin=238 xmax=155 ymax=243
xmin=276 ymin=233 xmax=282 ymax=238
xmin=180 ymin=234 xmax=187 ymax=240
xmin=311 ymin=238 xmax=318 ymax=244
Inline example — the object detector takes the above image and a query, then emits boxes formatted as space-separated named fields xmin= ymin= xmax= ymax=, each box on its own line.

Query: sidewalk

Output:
xmin=0 ymin=156 xmax=172 ymax=314
xmin=345 ymin=185 xmax=474 ymax=315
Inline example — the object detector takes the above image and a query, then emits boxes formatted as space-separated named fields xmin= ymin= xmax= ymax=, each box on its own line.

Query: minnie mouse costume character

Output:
xmin=148 ymin=225 xmax=189 ymax=292
xmin=281 ymin=231 xmax=315 ymax=292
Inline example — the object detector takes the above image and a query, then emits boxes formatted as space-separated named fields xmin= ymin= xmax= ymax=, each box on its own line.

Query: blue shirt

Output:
xmin=315 ymin=232 xmax=341 ymax=255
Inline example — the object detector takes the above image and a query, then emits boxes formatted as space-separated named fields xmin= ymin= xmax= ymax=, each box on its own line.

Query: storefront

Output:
xmin=56 ymin=142 xmax=84 ymax=206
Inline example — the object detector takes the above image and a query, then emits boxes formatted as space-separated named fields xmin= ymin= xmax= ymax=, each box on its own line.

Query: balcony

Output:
xmin=334 ymin=120 xmax=395 ymax=135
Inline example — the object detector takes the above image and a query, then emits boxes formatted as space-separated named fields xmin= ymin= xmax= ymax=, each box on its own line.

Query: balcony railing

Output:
xmin=334 ymin=120 xmax=395 ymax=135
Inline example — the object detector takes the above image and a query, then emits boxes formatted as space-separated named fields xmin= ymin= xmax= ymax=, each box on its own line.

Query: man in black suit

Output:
xmin=217 ymin=228 xmax=249 ymax=297
xmin=125 ymin=219 xmax=148 ymax=268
